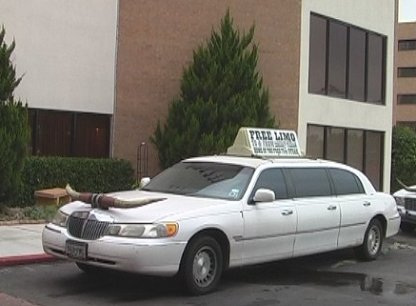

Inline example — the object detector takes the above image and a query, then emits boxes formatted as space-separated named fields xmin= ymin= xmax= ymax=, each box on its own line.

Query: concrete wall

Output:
xmin=114 ymin=0 xmax=302 ymax=175
xmin=0 ymin=0 xmax=118 ymax=114
xmin=298 ymin=0 xmax=395 ymax=191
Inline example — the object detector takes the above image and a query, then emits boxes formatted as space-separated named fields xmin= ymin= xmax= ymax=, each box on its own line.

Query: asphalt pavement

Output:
xmin=0 ymin=222 xmax=415 ymax=306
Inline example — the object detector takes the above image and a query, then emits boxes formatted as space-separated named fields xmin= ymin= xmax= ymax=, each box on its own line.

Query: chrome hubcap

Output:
xmin=368 ymin=225 xmax=381 ymax=255
xmin=193 ymin=246 xmax=217 ymax=287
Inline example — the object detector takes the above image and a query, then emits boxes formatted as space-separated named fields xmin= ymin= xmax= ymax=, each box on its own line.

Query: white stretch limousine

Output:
xmin=42 ymin=128 xmax=400 ymax=295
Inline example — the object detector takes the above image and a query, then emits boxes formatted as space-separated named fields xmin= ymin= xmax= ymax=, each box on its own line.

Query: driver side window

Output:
xmin=250 ymin=168 xmax=288 ymax=201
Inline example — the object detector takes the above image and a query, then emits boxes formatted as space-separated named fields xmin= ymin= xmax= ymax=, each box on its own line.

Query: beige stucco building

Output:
xmin=394 ymin=21 xmax=416 ymax=126
xmin=0 ymin=0 xmax=395 ymax=191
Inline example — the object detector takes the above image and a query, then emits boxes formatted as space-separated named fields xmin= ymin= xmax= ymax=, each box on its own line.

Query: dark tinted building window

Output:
xmin=365 ymin=131 xmax=383 ymax=190
xmin=397 ymin=94 xmax=416 ymax=104
xmin=309 ymin=14 xmax=327 ymax=95
xmin=398 ymin=39 xmax=416 ymax=51
xmin=306 ymin=125 xmax=324 ymax=158
xmin=325 ymin=127 xmax=345 ymax=163
xmin=290 ymin=168 xmax=332 ymax=198
xmin=397 ymin=121 xmax=416 ymax=131
xmin=29 ymin=109 xmax=111 ymax=158
xmin=251 ymin=168 xmax=288 ymax=200
xmin=306 ymin=124 xmax=384 ymax=191
xmin=348 ymin=28 xmax=366 ymax=101
xmin=32 ymin=110 xmax=72 ymax=156
xmin=346 ymin=130 xmax=364 ymax=171
xmin=367 ymin=33 xmax=385 ymax=103
xmin=74 ymin=113 xmax=110 ymax=158
xmin=398 ymin=67 xmax=416 ymax=77
xmin=328 ymin=22 xmax=347 ymax=98
xmin=308 ymin=13 xmax=386 ymax=105
xmin=329 ymin=168 xmax=364 ymax=195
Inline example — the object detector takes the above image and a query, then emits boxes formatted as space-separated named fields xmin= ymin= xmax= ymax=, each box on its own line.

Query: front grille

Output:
xmin=404 ymin=198 xmax=416 ymax=211
xmin=68 ymin=213 xmax=110 ymax=240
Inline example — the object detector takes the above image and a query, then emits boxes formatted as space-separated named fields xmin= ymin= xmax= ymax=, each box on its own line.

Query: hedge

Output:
xmin=15 ymin=156 xmax=135 ymax=206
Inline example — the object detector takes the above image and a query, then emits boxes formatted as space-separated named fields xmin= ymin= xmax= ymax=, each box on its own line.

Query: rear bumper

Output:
xmin=398 ymin=207 xmax=416 ymax=225
xmin=386 ymin=214 xmax=401 ymax=237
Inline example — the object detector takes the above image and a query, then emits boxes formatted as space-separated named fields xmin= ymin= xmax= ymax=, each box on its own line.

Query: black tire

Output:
xmin=400 ymin=222 xmax=416 ymax=233
xmin=180 ymin=236 xmax=223 ymax=295
xmin=355 ymin=219 xmax=383 ymax=261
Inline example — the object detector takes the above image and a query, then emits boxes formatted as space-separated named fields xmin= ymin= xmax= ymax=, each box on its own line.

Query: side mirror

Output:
xmin=139 ymin=177 xmax=151 ymax=188
xmin=253 ymin=188 xmax=275 ymax=203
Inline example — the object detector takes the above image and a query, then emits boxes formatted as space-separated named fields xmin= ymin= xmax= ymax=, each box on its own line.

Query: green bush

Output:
xmin=15 ymin=157 xmax=135 ymax=206
xmin=391 ymin=126 xmax=416 ymax=192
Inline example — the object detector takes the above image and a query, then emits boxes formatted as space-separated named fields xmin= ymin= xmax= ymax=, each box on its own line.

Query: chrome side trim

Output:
xmin=234 ymin=222 xmax=367 ymax=242
xmin=234 ymin=232 xmax=295 ymax=242
xmin=339 ymin=222 xmax=367 ymax=229
xmin=389 ymin=215 xmax=401 ymax=221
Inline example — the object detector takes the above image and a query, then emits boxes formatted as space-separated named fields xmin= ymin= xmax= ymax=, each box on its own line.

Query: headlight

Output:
xmin=104 ymin=222 xmax=178 ymax=238
xmin=51 ymin=210 xmax=69 ymax=227
xmin=394 ymin=196 xmax=405 ymax=207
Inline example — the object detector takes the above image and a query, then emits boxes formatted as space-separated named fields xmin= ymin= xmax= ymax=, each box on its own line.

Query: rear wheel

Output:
xmin=400 ymin=222 xmax=416 ymax=233
xmin=181 ymin=236 xmax=223 ymax=295
xmin=355 ymin=219 xmax=383 ymax=261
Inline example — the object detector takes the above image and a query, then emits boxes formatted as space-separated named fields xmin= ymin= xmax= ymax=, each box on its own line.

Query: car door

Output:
xmin=329 ymin=168 xmax=374 ymax=248
xmin=288 ymin=168 xmax=341 ymax=257
xmin=241 ymin=168 xmax=297 ymax=265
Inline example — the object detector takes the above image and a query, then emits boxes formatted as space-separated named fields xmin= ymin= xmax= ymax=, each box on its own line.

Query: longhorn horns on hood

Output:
xmin=65 ymin=184 xmax=166 ymax=210
xmin=397 ymin=178 xmax=416 ymax=193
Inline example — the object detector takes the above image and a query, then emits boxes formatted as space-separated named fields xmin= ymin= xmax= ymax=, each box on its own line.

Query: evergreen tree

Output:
xmin=391 ymin=126 xmax=416 ymax=192
xmin=0 ymin=26 xmax=29 ymax=203
xmin=152 ymin=10 xmax=275 ymax=169
xmin=0 ymin=27 xmax=22 ymax=103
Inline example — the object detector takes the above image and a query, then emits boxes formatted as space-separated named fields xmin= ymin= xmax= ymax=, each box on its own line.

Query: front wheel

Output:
xmin=355 ymin=219 xmax=383 ymax=261
xmin=180 ymin=236 xmax=223 ymax=295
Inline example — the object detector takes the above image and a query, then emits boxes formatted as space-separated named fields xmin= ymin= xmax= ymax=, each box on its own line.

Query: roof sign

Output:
xmin=227 ymin=127 xmax=302 ymax=157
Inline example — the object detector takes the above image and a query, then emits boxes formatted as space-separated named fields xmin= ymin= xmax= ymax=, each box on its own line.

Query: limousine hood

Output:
xmin=60 ymin=189 xmax=235 ymax=223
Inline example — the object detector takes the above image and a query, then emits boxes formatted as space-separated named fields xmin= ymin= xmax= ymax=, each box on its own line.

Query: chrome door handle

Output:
xmin=327 ymin=205 xmax=337 ymax=211
xmin=363 ymin=201 xmax=371 ymax=207
xmin=281 ymin=209 xmax=293 ymax=216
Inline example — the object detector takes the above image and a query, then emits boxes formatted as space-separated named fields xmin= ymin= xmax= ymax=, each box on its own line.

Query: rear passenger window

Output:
xmin=251 ymin=168 xmax=288 ymax=200
xmin=290 ymin=168 xmax=332 ymax=197
xmin=329 ymin=168 xmax=364 ymax=195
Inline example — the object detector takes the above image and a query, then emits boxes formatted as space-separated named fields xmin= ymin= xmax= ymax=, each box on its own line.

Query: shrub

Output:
xmin=0 ymin=26 xmax=30 ymax=204
xmin=15 ymin=157 xmax=134 ymax=206
xmin=391 ymin=126 xmax=416 ymax=192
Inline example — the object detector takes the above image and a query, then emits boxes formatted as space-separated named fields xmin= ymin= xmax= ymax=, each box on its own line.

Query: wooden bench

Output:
xmin=34 ymin=188 xmax=71 ymax=206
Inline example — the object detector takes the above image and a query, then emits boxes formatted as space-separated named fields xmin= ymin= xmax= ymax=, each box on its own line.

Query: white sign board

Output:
xmin=247 ymin=128 xmax=301 ymax=157
xmin=227 ymin=127 xmax=302 ymax=157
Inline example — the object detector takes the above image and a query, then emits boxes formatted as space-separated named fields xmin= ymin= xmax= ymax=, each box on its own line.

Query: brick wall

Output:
xmin=114 ymin=0 xmax=302 ymax=176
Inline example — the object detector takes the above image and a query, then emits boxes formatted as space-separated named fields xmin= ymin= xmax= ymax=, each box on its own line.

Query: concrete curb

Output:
xmin=0 ymin=220 xmax=47 ymax=226
xmin=0 ymin=292 xmax=39 ymax=306
xmin=0 ymin=253 xmax=57 ymax=267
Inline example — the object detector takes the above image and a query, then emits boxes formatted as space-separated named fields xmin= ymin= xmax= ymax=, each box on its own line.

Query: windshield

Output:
xmin=142 ymin=161 xmax=254 ymax=200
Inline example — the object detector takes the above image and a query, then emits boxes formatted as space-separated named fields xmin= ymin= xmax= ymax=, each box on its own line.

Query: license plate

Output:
xmin=65 ymin=240 xmax=88 ymax=260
